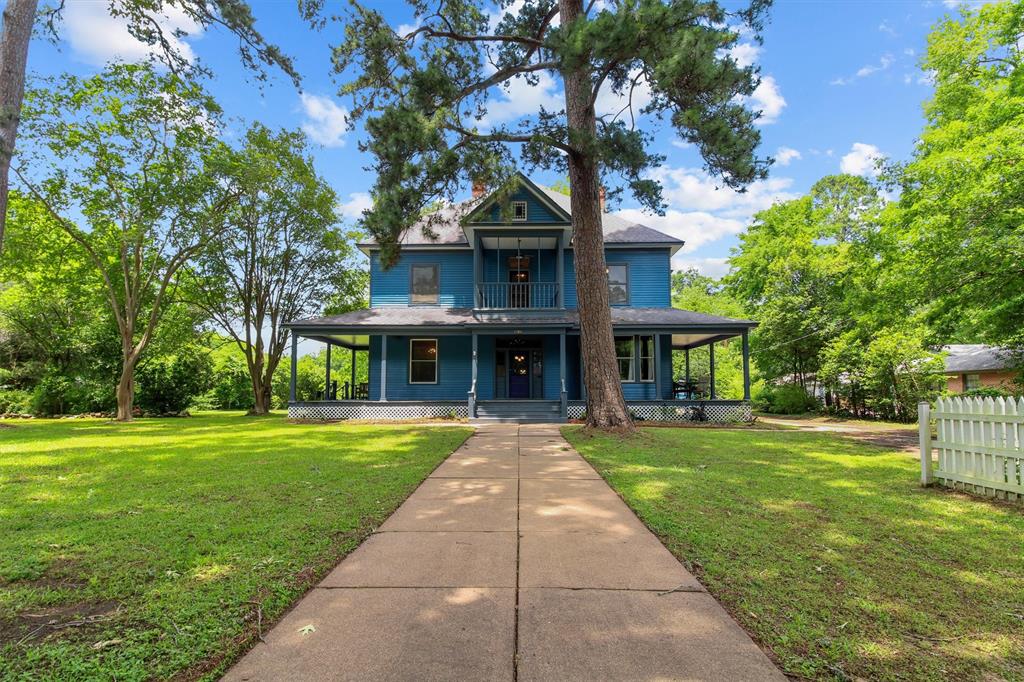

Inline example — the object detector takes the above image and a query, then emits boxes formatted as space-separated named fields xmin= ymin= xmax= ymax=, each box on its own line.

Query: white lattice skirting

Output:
xmin=289 ymin=401 xmax=468 ymax=421
xmin=567 ymin=400 xmax=753 ymax=423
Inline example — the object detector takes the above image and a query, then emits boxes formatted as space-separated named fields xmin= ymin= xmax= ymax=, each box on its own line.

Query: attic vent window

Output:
xmin=512 ymin=201 xmax=527 ymax=222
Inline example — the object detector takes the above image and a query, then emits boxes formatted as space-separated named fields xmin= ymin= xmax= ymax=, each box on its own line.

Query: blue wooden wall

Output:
xmin=369 ymin=250 xmax=474 ymax=307
xmin=474 ymin=188 xmax=566 ymax=224
xmin=366 ymin=333 xmax=674 ymax=401
xmin=563 ymin=249 xmax=671 ymax=308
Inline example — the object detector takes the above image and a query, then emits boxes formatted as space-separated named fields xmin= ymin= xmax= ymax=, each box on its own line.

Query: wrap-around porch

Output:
xmin=284 ymin=310 xmax=755 ymax=423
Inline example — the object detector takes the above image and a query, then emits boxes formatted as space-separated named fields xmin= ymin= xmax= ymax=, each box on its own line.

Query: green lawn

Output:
xmin=0 ymin=413 xmax=471 ymax=680
xmin=564 ymin=426 xmax=1024 ymax=681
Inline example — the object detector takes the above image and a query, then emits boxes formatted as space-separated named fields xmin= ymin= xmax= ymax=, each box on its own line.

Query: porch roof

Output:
xmin=286 ymin=306 xmax=756 ymax=349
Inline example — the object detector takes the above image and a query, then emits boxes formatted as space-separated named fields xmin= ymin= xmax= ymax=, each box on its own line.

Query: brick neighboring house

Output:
xmin=943 ymin=344 xmax=1019 ymax=393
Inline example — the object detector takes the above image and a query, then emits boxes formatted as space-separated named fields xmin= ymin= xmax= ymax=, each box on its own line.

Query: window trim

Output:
xmin=614 ymin=335 xmax=636 ymax=383
xmin=408 ymin=338 xmax=439 ymax=384
xmin=511 ymin=200 xmax=528 ymax=222
xmin=409 ymin=263 xmax=440 ymax=305
xmin=607 ymin=262 xmax=630 ymax=306
xmin=638 ymin=335 xmax=655 ymax=383
xmin=964 ymin=373 xmax=981 ymax=391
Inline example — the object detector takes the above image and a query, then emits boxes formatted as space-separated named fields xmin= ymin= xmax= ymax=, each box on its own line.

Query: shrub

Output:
xmin=29 ymin=373 xmax=114 ymax=415
xmin=136 ymin=346 xmax=214 ymax=414
xmin=757 ymin=384 xmax=819 ymax=414
xmin=0 ymin=389 xmax=31 ymax=413
xmin=960 ymin=386 xmax=1015 ymax=399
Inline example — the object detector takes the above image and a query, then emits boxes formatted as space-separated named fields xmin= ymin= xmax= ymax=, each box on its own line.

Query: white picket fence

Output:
xmin=919 ymin=397 xmax=1024 ymax=502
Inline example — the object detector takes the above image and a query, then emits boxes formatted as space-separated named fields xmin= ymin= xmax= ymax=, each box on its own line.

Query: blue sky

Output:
xmin=26 ymin=0 xmax=965 ymax=278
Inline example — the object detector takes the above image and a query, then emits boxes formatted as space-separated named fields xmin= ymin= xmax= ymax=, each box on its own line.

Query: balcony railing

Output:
xmin=477 ymin=281 xmax=560 ymax=310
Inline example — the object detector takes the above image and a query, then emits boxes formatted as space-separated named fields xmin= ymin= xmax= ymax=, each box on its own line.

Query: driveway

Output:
xmin=224 ymin=424 xmax=783 ymax=681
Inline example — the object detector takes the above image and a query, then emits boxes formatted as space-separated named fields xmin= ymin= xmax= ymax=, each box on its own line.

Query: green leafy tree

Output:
xmin=331 ymin=0 xmax=772 ymax=429
xmin=885 ymin=1 xmax=1024 ymax=350
xmin=187 ymin=124 xmax=363 ymax=415
xmin=728 ymin=175 xmax=886 ymax=393
xmin=16 ymin=63 xmax=238 ymax=420
xmin=0 ymin=0 xmax=297 ymax=254
xmin=135 ymin=343 xmax=214 ymax=414
xmin=670 ymin=268 xmax=748 ymax=398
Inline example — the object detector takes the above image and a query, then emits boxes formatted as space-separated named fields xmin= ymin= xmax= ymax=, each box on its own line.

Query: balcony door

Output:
xmin=509 ymin=268 xmax=529 ymax=308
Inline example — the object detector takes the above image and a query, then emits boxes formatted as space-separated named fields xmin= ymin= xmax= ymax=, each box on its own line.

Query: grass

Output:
xmin=756 ymin=413 xmax=918 ymax=431
xmin=0 ymin=412 xmax=472 ymax=680
xmin=564 ymin=426 xmax=1024 ymax=681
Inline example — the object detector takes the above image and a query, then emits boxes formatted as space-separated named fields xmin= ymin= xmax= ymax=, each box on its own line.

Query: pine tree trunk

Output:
xmin=560 ymin=0 xmax=632 ymax=431
xmin=0 ymin=0 xmax=37 ymax=253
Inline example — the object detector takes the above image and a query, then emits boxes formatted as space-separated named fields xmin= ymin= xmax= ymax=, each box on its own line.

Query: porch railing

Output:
xmin=476 ymin=281 xmax=560 ymax=309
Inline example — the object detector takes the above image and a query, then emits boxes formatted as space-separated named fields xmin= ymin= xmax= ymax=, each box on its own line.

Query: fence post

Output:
xmin=919 ymin=401 xmax=933 ymax=486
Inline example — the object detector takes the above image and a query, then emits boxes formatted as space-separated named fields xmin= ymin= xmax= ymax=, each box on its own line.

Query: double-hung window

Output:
xmin=410 ymin=264 xmax=439 ymax=304
xmin=638 ymin=335 xmax=655 ymax=382
xmin=409 ymin=339 xmax=438 ymax=384
xmin=964 ymin=373 xmax=981 ymax=391
xmin=615 ymin=336 xmax=635 ymax=381
xmin=607 ymin=264 xmax=629 ymax=305
xmin=615 ymin=335 xmax=655 ymax=383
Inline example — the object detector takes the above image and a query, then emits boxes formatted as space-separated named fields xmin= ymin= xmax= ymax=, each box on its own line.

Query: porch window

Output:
xmin=638 ymin=335 xmax=655 ymax=382
xmin=607 ymin=264 xmax=629 ymax=305
xmin=615 ymin=336 xmax=635 ymax=381
xmin=410 ymin=264 xmax=439 ymax=304
xmin=409 ymin=339 xmax=438 ymax=383
xmin=964 ymin=373 xmax=981 ymax=391
xmin=512 ymin=200 xmax=528 ymax=221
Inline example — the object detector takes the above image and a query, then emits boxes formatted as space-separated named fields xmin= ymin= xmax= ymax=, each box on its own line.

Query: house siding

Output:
xmin=564 ymin=248 xmax=672 ymax=308
xmin=368 ymin=335 xmax=473 ymax=400
xmin=369 ymin=250 xmax=473 ymax=307
xmin=474 ymin=188 xmax=566 ymax=224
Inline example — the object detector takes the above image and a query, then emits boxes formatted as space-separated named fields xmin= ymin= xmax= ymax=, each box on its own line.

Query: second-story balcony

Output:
xmin=476 ymin=281 xmax=561 ymax=310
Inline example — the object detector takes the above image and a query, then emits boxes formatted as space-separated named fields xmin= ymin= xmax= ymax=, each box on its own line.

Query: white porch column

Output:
xmin=709 ymin=342 xmax=716 ymax=400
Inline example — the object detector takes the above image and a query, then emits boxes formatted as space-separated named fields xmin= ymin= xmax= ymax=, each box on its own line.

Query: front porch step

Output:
xmin=473 ymin=400 xmax=564 ymax=424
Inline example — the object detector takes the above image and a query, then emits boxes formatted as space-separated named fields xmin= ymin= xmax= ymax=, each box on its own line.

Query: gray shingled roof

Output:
xmin=287 ymin=307 xmax=755 ymax=330
xmin=536 ymin=186 xmax=683 ymax=245
xmin=359 ymin=179 xmax=683 ymax=248
xmin=943 ymin=344 xmax=1018 ymax=373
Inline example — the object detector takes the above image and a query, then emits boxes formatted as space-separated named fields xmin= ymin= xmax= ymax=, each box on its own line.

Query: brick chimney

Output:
xmin=599 ymin=186 xmax=607 ymax=213
xmin=472 ymin=180 xmax=487 ymax=199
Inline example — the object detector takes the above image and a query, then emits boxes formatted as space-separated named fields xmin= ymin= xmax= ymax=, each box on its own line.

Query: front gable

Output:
xmin=464 ymin=174 xmax=571 ymax=227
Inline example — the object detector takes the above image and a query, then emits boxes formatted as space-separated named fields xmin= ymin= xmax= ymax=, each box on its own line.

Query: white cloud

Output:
xmin=747 ymin=75 xmax=785 ymax=124
xmin=878 ymin=20 xmax=898 ymax=37
xmin=480 ymin=71 xmax=563 ymax=127
xmin=728 ymin=42 xmax=761 ymax=68
xmin=616 ymin=209 xmax=745 ymax=254
xmin=775 ymin=146 xmax=801 ymax=166
xmin=299 ymin=93 xmax=350 ymax=147
xmin=650 ymin=165 xmax=797 ymax=218
xmin=594 ymin=69 xmax=652 ymax=120
xmin=62 ymin=0 xmax=201 ymax=65
xmin=671 ymin=138 xmax=692 ymax=150
xmin=396 ymin=20 xmax=420 ymax=37
xmin=832 ymin=54 xmax=894 ymax=85
xmin=840 ymin=142 xmax=885 ymax=177
xmin=338 ymin=192 xmax=372 ymax=220
xmin=671 ymin=256 xmax=731 ymax=279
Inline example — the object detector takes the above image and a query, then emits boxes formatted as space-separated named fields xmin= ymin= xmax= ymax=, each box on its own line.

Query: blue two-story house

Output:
xmin=285 ymin=174 xmax=756 ymax=423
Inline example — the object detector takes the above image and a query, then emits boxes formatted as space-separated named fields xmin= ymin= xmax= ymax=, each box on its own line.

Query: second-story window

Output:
xmin=512 ymin=201 xmax=528 ymax=221
xmin=607 ymin=264 xmax=629 ymax=305
xmin=410 ymin=264 xmax=439 ymax=304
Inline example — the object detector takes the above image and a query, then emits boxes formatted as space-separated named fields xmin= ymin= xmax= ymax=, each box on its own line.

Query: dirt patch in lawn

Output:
xmin=2 ymin=600 xmax=121 ymax=646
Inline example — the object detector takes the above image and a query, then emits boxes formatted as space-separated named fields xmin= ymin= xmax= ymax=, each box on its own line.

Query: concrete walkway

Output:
xmin=224 ymin=425 xmax=783 ymax=681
